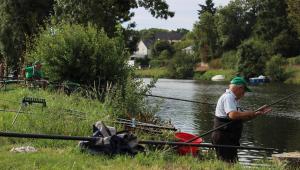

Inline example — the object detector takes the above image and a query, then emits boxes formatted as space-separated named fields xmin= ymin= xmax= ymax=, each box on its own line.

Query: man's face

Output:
xmin=236 ymin=86 xmax=246 ymax=99
xmin=35 ymin=64 xmax=42 ymax=69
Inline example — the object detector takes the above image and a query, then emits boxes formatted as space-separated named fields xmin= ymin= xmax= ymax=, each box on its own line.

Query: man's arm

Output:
xmin=228 ymin=105 xmax=272 ymax=120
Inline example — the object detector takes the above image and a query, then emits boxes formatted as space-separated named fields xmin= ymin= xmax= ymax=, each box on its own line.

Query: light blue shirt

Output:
xmin=215 ymin=89 xmax=241 ymax=118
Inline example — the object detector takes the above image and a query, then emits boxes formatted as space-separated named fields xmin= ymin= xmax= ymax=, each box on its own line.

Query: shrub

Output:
xmin=237 ymin=39 xmax=268 ymax=78
xmin=26 ymin=23 xmax=130 ymax=89
xmin=209 ymin=58 xmax=222 ymax=69
xmin=168 ymin=52 xmax=197 ymax=79
xmin=265 ymin=55 xmax=288 ymax=81
xmin=287 ymin=55 xmax=300 ymax=65
xmin=221 ymin=50 xmax=238 ymax=69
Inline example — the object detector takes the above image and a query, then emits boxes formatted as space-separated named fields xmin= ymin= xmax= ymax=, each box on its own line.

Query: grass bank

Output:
xmin=285 ymin=65 xmax=300 ymax=84
xmin=0 ymin=87 xmax=283 ymax=169
xmin=194 ymin=69 xmax=236 ymax=81
xmin=135 ymin=67 xmax=170 ymax=78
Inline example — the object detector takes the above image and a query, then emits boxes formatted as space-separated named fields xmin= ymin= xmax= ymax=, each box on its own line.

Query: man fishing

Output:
xmin=22 ymin=61 xmax=48 ymax=88
xmin=211 ymin=76 xmax=272 ymax=163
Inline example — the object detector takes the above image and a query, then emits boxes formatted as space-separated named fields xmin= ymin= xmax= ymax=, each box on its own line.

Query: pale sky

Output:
xmin=129 ymin=0 xmax=231 ymax=31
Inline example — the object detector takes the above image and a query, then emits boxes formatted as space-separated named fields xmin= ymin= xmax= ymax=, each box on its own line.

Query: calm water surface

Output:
xmin=144 ymin=78 xmax=300 ymax=164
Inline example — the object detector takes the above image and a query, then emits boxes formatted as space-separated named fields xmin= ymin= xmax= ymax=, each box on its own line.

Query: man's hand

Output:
xmin=255 ymin=105 xmax=272 ymax=115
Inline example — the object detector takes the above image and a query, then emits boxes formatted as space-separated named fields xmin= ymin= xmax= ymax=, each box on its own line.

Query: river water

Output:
xmin=144 ymin=78 xmax=300 ymax=165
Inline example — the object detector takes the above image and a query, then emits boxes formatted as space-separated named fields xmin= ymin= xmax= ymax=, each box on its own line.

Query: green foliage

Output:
xmin=216 ymin=0 xmax=255 ymax=51
xmin=265 ymin=55 xmax=288 ymax=81
xmin=168 ymin=52 xmax=197 ymax=79
xmin=209 ymin=59 xmax=222 ymax=69
xmin=149 ymin=59 xmax=166 ymax=68
xmin=151 ymin=40 xmax=174 ymax=58
xmin=271 ymin=30 xmax=300 ymax=57
xmin=287 ymin=55 xmax=300 ymax=65
xmin=287 ymin=0 xmax=300 ymax=39
xmin=104 ymin=77 xmax=159 ymax=120
xmin=0 ymin=0 xmax=53 ymax=73
xmin=198 ymin=0 xmax=216 ymax=16
xmin=135 ymin=67 xmax=170 ymax=78
xmin=193 ymin=12 xmax=218 ymax=62
xmin=26 ymin=23 xmax=130 ymax=88
xmin=54 ymin=0 xmax=174 ymax=36
xmin=237 ymin=38 xmax=268 ymax=78
xmin=194 ymin=69 xmax=235 ymax=81
xmin=221 ymin=50 xmax=238 ymax=69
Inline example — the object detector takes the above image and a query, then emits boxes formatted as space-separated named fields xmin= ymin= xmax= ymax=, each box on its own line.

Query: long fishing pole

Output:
xmin=145 ymin=94 xmax=216 ymax=106
xmin=0 ymin=131 xmax=274 ymax=151
xmin=185 ymin=91 xmax=300 ymax=144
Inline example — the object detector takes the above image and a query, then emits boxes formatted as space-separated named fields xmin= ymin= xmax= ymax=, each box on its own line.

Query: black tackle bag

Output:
xmin=79 ymin=121 xmax=144 ymax=156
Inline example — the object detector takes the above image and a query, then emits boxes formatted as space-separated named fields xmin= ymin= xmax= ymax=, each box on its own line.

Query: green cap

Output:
xmin=230 ymin=77 xmax=252 ymax=92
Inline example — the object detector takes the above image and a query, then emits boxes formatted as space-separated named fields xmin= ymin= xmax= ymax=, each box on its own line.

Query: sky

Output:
xmin=129 ymin=0 xmax=231 ymax=31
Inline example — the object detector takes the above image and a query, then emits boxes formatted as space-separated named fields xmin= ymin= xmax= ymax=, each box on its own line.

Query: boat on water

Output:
xmin=249 ymin=75 xmax=270 ymax=85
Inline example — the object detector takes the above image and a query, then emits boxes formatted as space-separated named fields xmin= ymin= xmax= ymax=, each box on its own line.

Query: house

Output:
xmin=182 ymin=45 xmax=194 ymax=54
xmin=131 ymin=32 xmax=184 ymax=60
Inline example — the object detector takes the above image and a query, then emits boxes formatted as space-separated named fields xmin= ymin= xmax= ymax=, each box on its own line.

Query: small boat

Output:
xmin=211 ymin=75 xmax=225 ymax=82
xmin=249 ymin=75 xmax=269 ymax=85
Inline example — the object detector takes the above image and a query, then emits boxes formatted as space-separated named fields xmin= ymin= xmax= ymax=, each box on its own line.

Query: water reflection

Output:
xmin=144 ymin=78 xmax=300 ymax=164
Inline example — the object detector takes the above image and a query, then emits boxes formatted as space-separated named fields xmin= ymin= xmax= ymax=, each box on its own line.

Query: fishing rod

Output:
xmin=145 ymin=94 xmax=216 ymax=106
xmin=0 ymin=131 xmax=274 ymax=151
xmin=114 ymin=120 xmax=177 ymax=131
xmin=185 ymin=91 xmax=300 ymax=144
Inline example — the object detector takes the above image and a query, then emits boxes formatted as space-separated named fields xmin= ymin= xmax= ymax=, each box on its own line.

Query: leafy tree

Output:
xmin=26 ymin=23 xmax=130 ymax=87
xmin=193 ymin=12 xmax=219 ymax=62
xmin=168 ymin=52 xmax=197 ymax=79
xmin=139 ymin=28 xmax=169 ymax=40
xmin=216 ymin=0 xmax=256 ymax=51
xmin=287 ymin=0 xmax=300 ymax=39
xmin=151 ymin=40 xmax=174 ymax=58
xmin=265 ymin=55 xmax=288 ymax=81
xmin=237 ymin=38 xmax=268 ymax=78
xmin=54 ymin=0 xmax=174 ymax=36
xmin=253 ymin=0 xmax=300 ymax=57
xmin=0 ymin=0 xmax=53 ymax=75
xmin=198 ymin=0 xmax=216 ymax=15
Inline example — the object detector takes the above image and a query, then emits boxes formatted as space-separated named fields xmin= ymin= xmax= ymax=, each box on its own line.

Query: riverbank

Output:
xmin=0 ymin=87 xmax=283 ymax=169
xmin=135 ymin=66 xmax=300 ymax=84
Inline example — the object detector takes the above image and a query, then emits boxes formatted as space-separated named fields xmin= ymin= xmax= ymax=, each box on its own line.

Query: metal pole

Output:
xmin=0 ymin=131 xmax=274 ymax=151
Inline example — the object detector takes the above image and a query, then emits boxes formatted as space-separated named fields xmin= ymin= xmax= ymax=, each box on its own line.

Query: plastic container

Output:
xmin=175 ymin=132 xmax=203 ymax=156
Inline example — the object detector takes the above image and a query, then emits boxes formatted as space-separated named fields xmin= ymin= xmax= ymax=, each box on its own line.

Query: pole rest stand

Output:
xmin=12 ymin=97 xmax=47 ymax=125
xmin=22 ymin=97 xmax=46 ymax=107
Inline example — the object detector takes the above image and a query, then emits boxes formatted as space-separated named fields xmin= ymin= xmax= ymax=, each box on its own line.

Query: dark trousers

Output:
xmin=211 ymin=117 xmax=243 ymax=163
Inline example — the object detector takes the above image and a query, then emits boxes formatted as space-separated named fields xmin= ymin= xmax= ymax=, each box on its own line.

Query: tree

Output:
xmin=193 ymin=12 xmax=219 ymax=62
xmin=216 ymin=0 xmax=256 ymax=51
xmin=287 ymin=0 xmax=300 ymax=40
xmin=26 ymin=23 xmax=130 ymax=87
xmin=151 ymin=40 xmax=174 ymax=58
xmin=54 ymin=0 xmax=174 ymax=36
xmin=0 ymin=0 xmax=53 ymax=75
xmin=265 ymin=55 xmax=288 ymax=81
xmin=253 ymin=0 xmax=300 ymax=57
xmin=237 ymin=38 xmax=268 ymax=79
xmin=198 ymin=0 xmax=216 ymax=16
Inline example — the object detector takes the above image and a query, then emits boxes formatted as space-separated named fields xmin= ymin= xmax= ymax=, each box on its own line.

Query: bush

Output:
xmin=265 ymin=55 xmax=288 ymax=81
xmin=149 ymin=59 xmax=165 ymax=68
xmin=209 ymin=58 xmax=222 ymax=69
xmin=194 ymin=69 xmax=235 ymax=81
xmin=221 ymin=50 xmax=238 ymax=69
xmin=168 ymin=52 xmax=197 ymax=79
xmin=26 ymin=23 xmax=130 ymax=88
xmin=287 ymin=55 xmax=300 ymax=65
xmin=237 ymin=39 xmax=268 ymax=78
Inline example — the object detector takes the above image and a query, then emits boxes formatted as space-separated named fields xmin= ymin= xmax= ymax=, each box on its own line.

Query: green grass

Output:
xmin=135 ymin=67 xmax=170 ymax=78
xmin=285 ymin=65 xmax=300 ymax=84
xmin=0 ymin=87 xmax=284 ymax=169
xmin=194 ymin=69 xmax=236 ymax=81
